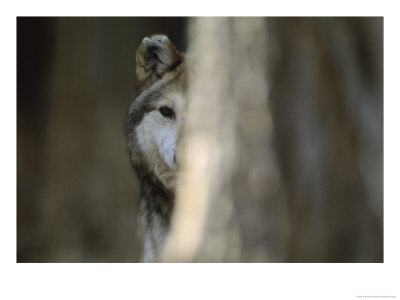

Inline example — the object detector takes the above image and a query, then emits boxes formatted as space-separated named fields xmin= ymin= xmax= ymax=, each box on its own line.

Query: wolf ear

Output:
xmin=135 ymin=34 xmax=183 ymax=91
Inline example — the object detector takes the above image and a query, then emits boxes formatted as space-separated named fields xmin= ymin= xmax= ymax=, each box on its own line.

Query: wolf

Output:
xmin=125 ymin=34 xmax=188 ymax=262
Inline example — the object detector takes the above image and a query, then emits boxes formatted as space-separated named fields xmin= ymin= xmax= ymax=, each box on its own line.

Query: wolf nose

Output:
xmin=173 ymin=153 xmax=176 ymax=164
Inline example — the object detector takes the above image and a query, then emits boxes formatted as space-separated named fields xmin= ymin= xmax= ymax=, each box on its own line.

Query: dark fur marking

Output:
xmin=168 ymin=56 xmax=183 ymax=72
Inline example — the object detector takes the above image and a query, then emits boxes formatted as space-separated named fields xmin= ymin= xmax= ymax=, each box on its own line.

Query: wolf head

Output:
xmin=126 ymin=35 xmax=188 ymax=191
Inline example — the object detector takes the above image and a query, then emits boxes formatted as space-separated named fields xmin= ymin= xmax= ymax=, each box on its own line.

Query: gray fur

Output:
xmin=125 ymin=35 xmax=187 ymax=262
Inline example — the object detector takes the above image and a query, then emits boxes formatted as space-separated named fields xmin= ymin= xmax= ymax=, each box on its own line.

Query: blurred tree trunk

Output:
xmin=163 ymin=17 xmax=383 ymax=262
xmin=31 ymin=18 xmax=142 ymax=262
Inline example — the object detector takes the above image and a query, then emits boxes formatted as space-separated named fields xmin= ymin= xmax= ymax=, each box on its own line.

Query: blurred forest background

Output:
xmin=17 ymin=17 xmax=187 ymax=262
xmin=17 ymin=17 xmax=382 ymax=262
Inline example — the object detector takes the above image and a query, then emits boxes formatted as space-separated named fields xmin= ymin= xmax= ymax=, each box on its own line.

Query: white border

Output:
xmin=2 ymin=1 xmax=399 ymax=299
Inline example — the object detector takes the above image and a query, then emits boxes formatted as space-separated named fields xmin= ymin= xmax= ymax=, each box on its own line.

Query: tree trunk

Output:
xmin=163 ymin=17 xmax=383 ymax=262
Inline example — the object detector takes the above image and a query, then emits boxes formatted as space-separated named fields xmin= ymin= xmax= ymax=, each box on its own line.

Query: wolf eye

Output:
xmin=159 ymin=106 xmax=175 ymax=119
